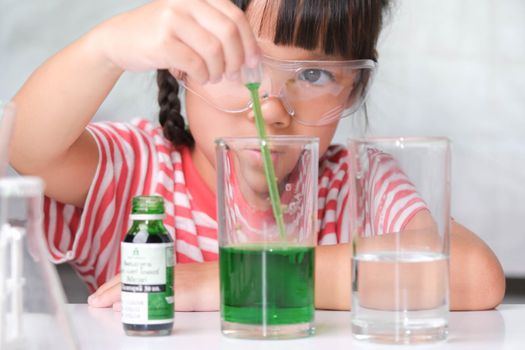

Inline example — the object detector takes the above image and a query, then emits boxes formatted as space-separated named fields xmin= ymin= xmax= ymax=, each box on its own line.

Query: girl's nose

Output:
xmin=247 ymin=96 xmax=292 ymax=129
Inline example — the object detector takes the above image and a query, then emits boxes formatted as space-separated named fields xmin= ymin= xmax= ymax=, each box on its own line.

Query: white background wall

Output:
xmin=1 ymin=0 xmax=524 ymax=276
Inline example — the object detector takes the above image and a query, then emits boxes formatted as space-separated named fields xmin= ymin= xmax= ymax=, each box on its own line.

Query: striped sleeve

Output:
xmin=317 ymin=146 xmax=350 ymax=245
xmin=316 ymin=145 xmax=427 ymax=245
xmin=363 ymin=148 xmax=426 ymax=236
xmin=42 ymin=121 xmax=157 ymax=291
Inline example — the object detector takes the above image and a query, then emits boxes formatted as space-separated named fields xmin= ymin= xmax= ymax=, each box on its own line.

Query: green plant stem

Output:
xmin=246 ymin=82 xmax=286 ymax=240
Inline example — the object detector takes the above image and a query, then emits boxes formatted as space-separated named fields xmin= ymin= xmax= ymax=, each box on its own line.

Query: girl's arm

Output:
xmin=10 ymin=34 xmax=121 ymax=207
xmin=447 ymin=221 xmax=505 ymax=310
xmin=90 ymin=217 xmax=505 ymax=311
xmin=89 ymin=261 xmax=220 ymax=312
xmin=9 ymin=0 xmax=259 ymax=207
xmin=315 ymin=218 xmax=506 ymax=311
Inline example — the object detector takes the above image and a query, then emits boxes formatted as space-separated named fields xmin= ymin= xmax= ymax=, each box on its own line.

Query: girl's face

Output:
xmin=185 ymin=3 xmax=342 ymax=193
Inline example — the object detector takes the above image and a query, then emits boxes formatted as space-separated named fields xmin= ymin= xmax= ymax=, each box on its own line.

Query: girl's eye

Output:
xmin=297 ymin=69 xmax=335 ymax=85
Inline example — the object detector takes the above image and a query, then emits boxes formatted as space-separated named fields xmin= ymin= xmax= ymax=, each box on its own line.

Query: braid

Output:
xmin=157 ymin=69 xmax=194 ymax=149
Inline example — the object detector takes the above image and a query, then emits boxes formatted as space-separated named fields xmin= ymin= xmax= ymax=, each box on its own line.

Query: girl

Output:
xmin=9 ymin=0 xmax=504 ymax=311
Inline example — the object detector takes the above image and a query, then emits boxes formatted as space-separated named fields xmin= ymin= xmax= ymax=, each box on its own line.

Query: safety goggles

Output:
xmin=181 ymin=55 xmax=377 ymax=126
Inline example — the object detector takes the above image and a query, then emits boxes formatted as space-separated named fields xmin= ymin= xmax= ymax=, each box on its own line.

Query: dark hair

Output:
xmin=158 ymin=0 xmax=391 ymax=149
xmin=157 ymin=70 xmax=195 ymax=148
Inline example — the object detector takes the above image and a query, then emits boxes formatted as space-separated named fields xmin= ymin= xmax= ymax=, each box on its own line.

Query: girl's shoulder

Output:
xmin=87 ymin=118 xmax=182 ymax=159
xmin=91 ymin=118 xmax=171 ymax=142
xmin=321 ymin=144 xmax=348 ymax=162
xmin=319 ymin=144 xmax=349 ymax=178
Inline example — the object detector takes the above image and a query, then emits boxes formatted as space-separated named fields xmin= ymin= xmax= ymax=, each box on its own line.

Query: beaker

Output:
xmin=0 ymin=176 xmax=79 ymax=349
xmin=216 ymin=136 xmax=319 ymax=339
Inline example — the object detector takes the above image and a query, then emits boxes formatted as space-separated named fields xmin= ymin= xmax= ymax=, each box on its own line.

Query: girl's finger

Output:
xmin=112 ymin=301 xmax=122 ymax=312
xmin=189 ymin=0 xmax=246 ymax=78
xmin=168 ymin=13 xmax=225 ymax=83
xmin=91 ymin=273 xmax=121 ymax=297
xmin=162 ymin=39 xmax=210 ymax=84
xmin=88 ymin=282 xmax=121 ymax=308
xmin=205 ymin=0 xmax=261 ymax=67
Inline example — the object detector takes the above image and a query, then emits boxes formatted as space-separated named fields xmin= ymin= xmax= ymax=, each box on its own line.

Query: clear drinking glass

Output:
xmin=348 ymin=137 xmax=450 ymax=344
xmin=0 ymin=101 xmax=16 ymax=176
xmin=0 ymin=177 xmax=79 ymax=349
xmin=216 ymin=136 xmax=319 ymax=339
xmin=1 ymin=100 xmax=78 ymax=348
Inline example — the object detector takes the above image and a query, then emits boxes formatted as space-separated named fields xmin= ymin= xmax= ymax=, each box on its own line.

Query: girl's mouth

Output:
xmin=243 ymin=148 xmax=281 ymax=165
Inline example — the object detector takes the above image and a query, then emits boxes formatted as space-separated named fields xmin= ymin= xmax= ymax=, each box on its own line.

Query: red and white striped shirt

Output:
xmin=43 ymin=120 xmax=424 ymax=291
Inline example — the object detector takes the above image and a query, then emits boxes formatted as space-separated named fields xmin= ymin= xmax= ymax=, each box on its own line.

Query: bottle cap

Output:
xmin=131 ymin=196 xmax=165 ymax=215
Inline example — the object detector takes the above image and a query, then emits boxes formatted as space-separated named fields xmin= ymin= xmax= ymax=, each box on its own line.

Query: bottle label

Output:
xmin=121 ymin=242 xmax=174 ymax=325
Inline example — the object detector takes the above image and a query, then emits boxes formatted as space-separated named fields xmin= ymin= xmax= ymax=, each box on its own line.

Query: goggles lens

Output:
xmin=183 ymin=56 xmax=377 ymax=126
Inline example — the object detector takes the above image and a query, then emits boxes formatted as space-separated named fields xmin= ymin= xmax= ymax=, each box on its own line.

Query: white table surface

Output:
xmin=62 ymin=304 xmax=524 ymax=350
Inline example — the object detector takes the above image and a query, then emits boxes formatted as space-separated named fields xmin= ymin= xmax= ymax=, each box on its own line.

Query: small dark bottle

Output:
xmin=121 ymin=196 xmax=174 ymax=336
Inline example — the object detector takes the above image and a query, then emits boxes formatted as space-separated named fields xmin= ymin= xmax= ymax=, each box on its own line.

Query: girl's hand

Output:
xmin=91 ymin=0 xmax=260 ymax=83
xmin=87 ymin=261 xmax=220 ymax=311
xmin=88 ymin=274 xmax=122 ymax=311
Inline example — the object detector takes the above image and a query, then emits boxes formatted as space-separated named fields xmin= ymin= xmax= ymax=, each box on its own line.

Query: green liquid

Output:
xmin=220 ymin=246 xmax=315 ymax=325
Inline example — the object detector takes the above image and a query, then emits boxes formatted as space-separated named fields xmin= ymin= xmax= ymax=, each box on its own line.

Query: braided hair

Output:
xmin=157 ymin=69 xmax=194 ymax=149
